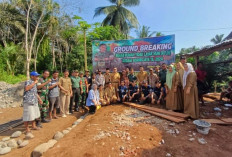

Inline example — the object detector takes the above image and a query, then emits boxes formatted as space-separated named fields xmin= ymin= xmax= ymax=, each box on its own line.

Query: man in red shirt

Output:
xmin=195 ymin=62 xmax=208 ymax=105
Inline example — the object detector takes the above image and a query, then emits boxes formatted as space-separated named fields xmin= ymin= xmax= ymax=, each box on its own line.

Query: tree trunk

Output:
xmin=52 ymin=41 xmax=55 ymax=70
xmin=84 ymin=30 xmax=87 ymax=70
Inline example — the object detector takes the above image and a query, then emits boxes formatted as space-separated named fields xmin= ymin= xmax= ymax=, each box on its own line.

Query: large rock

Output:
xmin=17 ymin=139 xmax=23 ymax=145
xmin=25 ymin=133 xmax=34 ymax=140
xmin=0 ymin=142 xmax=7 ymax=148
xmin=53 ymin=132 xmax=64 ymax=140
xmin=19 ymin=140 xmax=29 ymax=148
xmin=2 ymin=137 xmax=10 ymax=142
xmin=7 ymin=139 xmax=18 ymax=148
xmin=62 ymin=130 xmax=69 ymax=135
xmin=47 ymin=139 xmax=57 ymax=148
xmin=0 ymin=147 xmax=11 ymax=155
xmin=11 ymin=131 xmax=22 ymax=138
xmin=32 ymin=143 xmax=50 ymax=157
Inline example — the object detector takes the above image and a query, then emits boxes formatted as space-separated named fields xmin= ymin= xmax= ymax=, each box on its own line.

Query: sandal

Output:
xmin=53 ymin=116 xmax=58 ymax=119
xmin=31 ymin=127 xmax=40 ymax=130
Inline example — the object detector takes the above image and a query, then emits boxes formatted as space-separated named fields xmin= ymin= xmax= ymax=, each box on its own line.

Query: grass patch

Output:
xmin=0 ymin=72 xmax=27 ymax=84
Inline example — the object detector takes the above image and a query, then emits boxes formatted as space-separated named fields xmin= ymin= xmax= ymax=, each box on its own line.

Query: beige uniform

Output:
xmin=104 ymin=73 xmax=111 ymax=85
xmin=183 ymin=72 xmax=199 ymax=119
xmin=105 ymin=87 xmax=117 ymax=103
xmin=99 ymin=89 xmax=109 ymax=105
xmin=137 ymin=71 xmax=148 ymax=86
xmin=110 ymin=72 xmax=120 ymax=95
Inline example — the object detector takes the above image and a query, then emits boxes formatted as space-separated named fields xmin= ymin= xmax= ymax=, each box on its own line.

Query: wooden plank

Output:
xmin=201 ymin=119 xmax=232 ymax=125
xmin=138 ymin=108 xmax=186 ymax=123
xmin=221 ymin=118 xmax=232 ymax=123
xmin=123 ymin=102 xmax=189 ymax=119
xmin=123 ymin=103 xmax=185 ymax=123
xmin=203 ymin=94 xmax=218 ymax=100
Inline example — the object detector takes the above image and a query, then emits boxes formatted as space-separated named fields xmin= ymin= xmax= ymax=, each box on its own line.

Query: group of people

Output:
xmin=22 ymin=56 xmax=207 ymax=133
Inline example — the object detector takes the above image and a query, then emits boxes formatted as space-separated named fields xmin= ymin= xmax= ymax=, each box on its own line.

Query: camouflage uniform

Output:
xmin=79 ymin=77 xmax=88 ymax=108
xmin=37 ymin=78 xmax=49 ymax=119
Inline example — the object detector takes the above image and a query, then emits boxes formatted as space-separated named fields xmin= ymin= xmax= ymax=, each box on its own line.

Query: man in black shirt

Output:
xmin=140 ymin=81 xmax=153 ymax=104
xmin=118 ymin=81 xmax=128 ymax=103
xmin=128 ymin=81 xmax=140 ymax=102
xmin=152 ymin=82 xmax=164 ymax=105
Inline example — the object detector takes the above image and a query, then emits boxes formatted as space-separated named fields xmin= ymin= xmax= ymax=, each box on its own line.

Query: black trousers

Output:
xmin=130 ymin=93 xmax=141 ymax=102
xmin=141 ymin=96 xmax=152 ymax=104
xmin=89 ymin=105 xmax=96 ymax=113
xmin=70 ymin=88 xmax=80 ymax=112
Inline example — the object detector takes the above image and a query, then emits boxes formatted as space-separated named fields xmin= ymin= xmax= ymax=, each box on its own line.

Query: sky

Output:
xmin=55 ymin=0 xmax=232 ymax=53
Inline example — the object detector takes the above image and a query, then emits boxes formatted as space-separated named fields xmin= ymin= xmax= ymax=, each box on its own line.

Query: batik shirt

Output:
xmin=128 ymin=74 xmax=137 ymax=83
xmin=23 ymin=80 xmax=38 ymax=105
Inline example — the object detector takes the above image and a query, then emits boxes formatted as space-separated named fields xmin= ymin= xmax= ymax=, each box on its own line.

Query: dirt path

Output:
xmin=43 ymin=105 xmax=232 ymax=157
xmin=0 ymin=107 xmax=23 ymax=124
xmin=0 ymin=112 xmax=83 ymax=157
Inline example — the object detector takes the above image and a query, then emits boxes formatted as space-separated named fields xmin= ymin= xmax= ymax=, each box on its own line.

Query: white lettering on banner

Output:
xmin=114 ymin=45 xmax=138 ymax=53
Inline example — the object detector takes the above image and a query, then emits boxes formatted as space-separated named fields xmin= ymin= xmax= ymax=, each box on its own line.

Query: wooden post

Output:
xmin=195 ymin=56 xmax=199 ymax=69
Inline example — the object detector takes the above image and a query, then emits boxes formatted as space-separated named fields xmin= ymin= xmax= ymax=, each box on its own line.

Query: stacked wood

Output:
xmin=203 ymin=94 xmax=219 ymax=100
xmin=123 ymin=102 xmax=189 ymax=123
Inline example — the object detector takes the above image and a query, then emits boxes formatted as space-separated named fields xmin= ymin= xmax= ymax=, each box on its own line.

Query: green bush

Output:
xmin=0 ymin=72 xmax=27 ymax=84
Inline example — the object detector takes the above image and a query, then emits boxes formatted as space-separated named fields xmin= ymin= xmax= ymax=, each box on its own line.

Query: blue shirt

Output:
xmin=23 ymin=80 xmax=38 ymax=105
xmin=118 ymin=86 xmax=128 ymax=97
xmin=129 ymin=85 xmax=138 ymax=96
xmin=141 ymin=85 xmax=152 ymax=97
xmin=86 ymin=89 xmax=100 ymax=107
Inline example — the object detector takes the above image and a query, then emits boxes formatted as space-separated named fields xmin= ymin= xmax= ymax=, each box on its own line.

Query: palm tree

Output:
xmin=210 ymin=34 xmax=224 ymax=44
xmin=136 ymin=25 xmax=156 ymax=38
xmin=94 ymin=0 xmax=140 ymax=35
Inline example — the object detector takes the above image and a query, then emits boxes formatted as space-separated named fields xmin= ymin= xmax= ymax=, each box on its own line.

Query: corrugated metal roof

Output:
xmin=185 ymin=39 xmax=232 ymax=57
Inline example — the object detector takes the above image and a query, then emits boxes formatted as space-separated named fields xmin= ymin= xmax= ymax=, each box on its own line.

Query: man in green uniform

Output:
xmin=37 ymin=70 xmax=51 ymax=126
xmin=70 ymin=70 xmax=81 ymax=113
xmin=79 ymin=72 xmax=88 ymax=110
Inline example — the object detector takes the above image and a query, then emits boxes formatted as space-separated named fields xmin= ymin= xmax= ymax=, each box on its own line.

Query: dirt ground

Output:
xmin=43 ymin=104 xmax=232 ymax=157
xmin=0 ymin=107 xmax=23 ymax=124
xmin=0 ymin=112 xmax=83 ymax=157
xmin=1 ymin=94 xmax=232 ymax=157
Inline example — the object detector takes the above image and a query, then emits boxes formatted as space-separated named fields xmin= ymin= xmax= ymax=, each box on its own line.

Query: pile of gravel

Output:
xmin=0 ymin=81 xmax=24 ymax=109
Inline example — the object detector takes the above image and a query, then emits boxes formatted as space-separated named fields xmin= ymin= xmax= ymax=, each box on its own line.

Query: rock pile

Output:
xmin=0 ymin=81 xmax=24 ymax=108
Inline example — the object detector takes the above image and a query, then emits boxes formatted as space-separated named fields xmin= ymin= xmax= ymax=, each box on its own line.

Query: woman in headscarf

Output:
xmin=175 ymin=62 xmax=184 ymax=110
xmin=165 ymin=65 xmax=181 ymax=110
xmin=86 ymin=84 xmax=101 ymax=114
xmin=183 ymin=63 xmax=199 ymax=119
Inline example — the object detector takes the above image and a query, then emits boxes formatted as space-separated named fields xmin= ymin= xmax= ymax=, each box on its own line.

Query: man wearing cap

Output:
xmin=128 ymin=81 xmax=140 ymax=102
xmin=110 ymin=67 xmax=120 ymax=96
xmin=37 ymin=70 xmax=51 ymax=125
xmin=104 ymin=68 xmax=111 ymax=85
xmin=140 ymin=81 xmax=153 ymax=104
xmin=128 ymin=68 xmax=137 ymax=85
xmin=23 ymin=71 xmax=43 ymax=133
xmin=79 ymin=71 xmax=88 ymax=110
xmin=96 ymin=70 xmax=105 ymax=87
xmin=137 ymin=66 xmax=148 ymax=87
xmin=105 ymin=82 xmax=118 ymax=104
xmin=70 ymin=70 xmax=81 ymax=113
xmin=148 ymin=68 xmax=159 ymax=89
